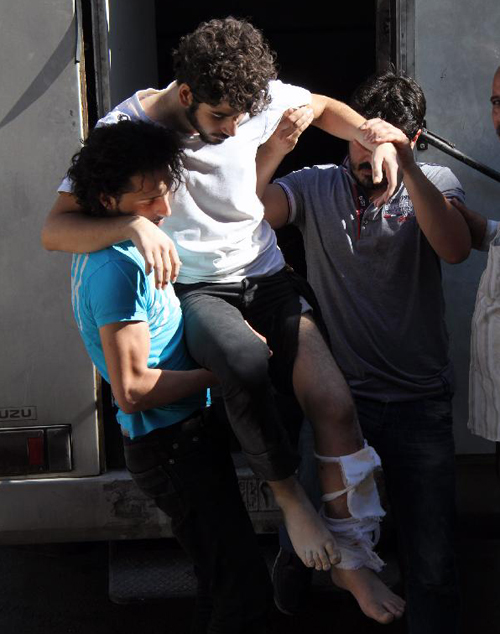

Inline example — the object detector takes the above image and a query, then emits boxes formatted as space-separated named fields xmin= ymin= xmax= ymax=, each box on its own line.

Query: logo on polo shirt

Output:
xmin=383 ymin=195 xmax=414 ymax=223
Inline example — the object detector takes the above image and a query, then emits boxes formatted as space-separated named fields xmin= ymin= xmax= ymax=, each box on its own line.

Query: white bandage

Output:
xmin=315 ymin=442 xmax=385 ymax=519
xmin=315 ymin=443 xmax=385 ymax=571
xmin=320 ymin=513 xmax=384 ymax=571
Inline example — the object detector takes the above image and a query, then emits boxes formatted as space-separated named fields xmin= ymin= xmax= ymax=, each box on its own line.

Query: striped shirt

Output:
xmin=468 ymin=219 xmax=500 ymax=440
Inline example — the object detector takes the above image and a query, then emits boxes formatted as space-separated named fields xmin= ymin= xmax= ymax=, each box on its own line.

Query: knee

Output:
xmin=222 ymin=342 xmax=271 ymax=393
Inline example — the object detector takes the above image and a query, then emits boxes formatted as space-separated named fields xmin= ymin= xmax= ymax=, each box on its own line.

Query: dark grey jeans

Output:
xmin=175 ymin=267 xmax=312 ymax=482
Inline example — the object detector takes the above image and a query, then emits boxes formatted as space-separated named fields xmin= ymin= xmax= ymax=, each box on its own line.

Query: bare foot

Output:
xmin=270 ymin=477 xmax=341 ymax=571
xmin=330 ymin=566 xmax=405 ymax=624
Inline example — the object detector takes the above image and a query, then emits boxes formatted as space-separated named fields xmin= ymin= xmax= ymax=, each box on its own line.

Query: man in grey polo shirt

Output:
xmin=260 ymin=71 xmax=471 ymax=634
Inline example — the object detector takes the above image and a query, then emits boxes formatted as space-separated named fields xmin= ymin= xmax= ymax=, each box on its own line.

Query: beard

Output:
xmin=496 ymin=124 xmax=500 ymax=139
xmin=185 ymin=103 xmax=229 ymax=145
xmin=350 ymin=161 xmax=387 ymax=194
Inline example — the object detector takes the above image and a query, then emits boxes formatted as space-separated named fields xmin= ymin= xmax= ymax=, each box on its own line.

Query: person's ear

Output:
xmin=178 ymin=83 xmax=194 ymax=108
xmin=99 ymin=193 xmax=118 ymax=210
xmin=410 ymin=129 xmax=422 ymax=149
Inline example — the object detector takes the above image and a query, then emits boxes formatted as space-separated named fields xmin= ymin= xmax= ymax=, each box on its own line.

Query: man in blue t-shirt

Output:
xmin=66 ymin=119 xmax=272 ymax=633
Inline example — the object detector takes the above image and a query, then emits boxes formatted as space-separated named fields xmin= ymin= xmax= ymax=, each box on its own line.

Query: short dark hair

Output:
xmin=67 ymin=119 xmax=183 ymax=216
xmin=172 ymin=17 xmax=277 ymax=116
xmin=350 ymin=70 xmax=426 ymax=139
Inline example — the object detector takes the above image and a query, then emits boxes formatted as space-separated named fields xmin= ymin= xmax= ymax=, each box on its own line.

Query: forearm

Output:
xmin=311 ymin=97 xmax=400 ymax=202
xmin=453 ymin=203 xmax=489 ymax=250
xmin=311 ymin=95 xmax=366 ymax=143
xmin=468 ymin=215 xmax=489 ymax=250
xmin=118 ymin=367 xmax=216 ymax=414
xmin=256 ymin=144 xmax=287 ymax=199
xmin=402 ymin=163 xmax=471 ymax=263
xmin=256 ymin=105 xmax=314 ymax=199
xmin=42 ymin=207 xmax=140 ymax=254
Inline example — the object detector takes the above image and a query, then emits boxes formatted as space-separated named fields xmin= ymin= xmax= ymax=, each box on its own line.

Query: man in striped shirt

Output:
xmin=451 ymin=65 xmax=500 ymax=440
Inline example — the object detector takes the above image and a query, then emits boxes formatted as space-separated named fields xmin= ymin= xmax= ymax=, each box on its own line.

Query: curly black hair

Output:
xmin=67 ymin=119 xmax=184 ymax=216
xmin=172 ymin=17 xmax=277 ymax=116
xmin=350 ymin=70 xmax=426 ymax=140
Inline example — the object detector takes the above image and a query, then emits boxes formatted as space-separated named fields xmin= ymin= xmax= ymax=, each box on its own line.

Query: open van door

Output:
xmin=0 ymin=0 xmax=104 ymax=542
xmin=382 ymin=0 xmax=499 ymax=456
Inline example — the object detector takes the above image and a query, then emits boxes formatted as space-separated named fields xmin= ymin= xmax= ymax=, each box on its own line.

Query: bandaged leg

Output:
xmin=315 ymin=442 xmax=385 ymax=571
xmin=315 ymin=444 xmax=405 ymax=624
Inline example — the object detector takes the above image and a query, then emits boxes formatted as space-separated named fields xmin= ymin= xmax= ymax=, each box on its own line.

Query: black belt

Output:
xmin=121 ymin=409 xmax=206 ymax=438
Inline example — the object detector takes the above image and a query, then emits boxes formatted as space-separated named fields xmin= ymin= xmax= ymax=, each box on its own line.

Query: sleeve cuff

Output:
xmin=276 ymin=181 xmax=296 ymax=224
xmin=480 ymin=219 xmax=500 ymax=251
xmin=96 ymin=312 xmax=148 ymax=328
xmin=57 ymin=175 xmax=73 ymax=194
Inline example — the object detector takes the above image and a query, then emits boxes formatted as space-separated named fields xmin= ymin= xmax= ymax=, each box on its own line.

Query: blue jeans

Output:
xmin=280 ymin=395 xmax=460 ymax=634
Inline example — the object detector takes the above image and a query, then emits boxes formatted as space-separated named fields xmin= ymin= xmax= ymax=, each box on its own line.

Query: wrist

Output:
xmin=202 ymin=369 xmax=219 ymax=388
xmin=260 ymin=140 xmax=289 ymax=159
xmin=400 ymin=157 xmax=419 ymax=178
xmin=355 ymin=123 xmax=375 ymax=151
xmin=123 ymin=214 xmax=146 ymax=241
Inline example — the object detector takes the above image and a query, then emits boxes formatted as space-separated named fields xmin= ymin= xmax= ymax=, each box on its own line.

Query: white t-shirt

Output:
xmin=59 ymin=80 xmax=311 ymax=284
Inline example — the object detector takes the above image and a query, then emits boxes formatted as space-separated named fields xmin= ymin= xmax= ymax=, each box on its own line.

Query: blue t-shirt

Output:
xmin=71 ymin=241 xmax=205 ymax=438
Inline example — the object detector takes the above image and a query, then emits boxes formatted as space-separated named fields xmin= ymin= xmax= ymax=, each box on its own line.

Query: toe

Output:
xmin=325 ymin=540 xmax=341 ymax=566
xmin=317 ymin=548 xmax=331 ymax=571
xmin=385 ymin=600 xmax=405 ymax=619
xmin=366 ymin=601 xmax=396 ymax=625
xmin=384 ymin=597 xmax=406 ymax=616
xmin=304 ymin=551 xmax=315 ymax=568
xmin=376 ymin=609 xmax=395 ymax=625
xmin=313 ymin=552 xmax=324 ymax=571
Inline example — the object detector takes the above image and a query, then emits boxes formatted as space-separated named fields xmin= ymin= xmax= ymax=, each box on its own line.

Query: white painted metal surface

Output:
xmin=400 ymin=0 xmax=500 ymax=454
xmin=0 ymin=0 xmax=100 ymax=480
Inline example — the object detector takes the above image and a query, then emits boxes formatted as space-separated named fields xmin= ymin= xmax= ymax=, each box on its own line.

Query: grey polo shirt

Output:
xmin=276 ymin=161 xmax=464 ymax=401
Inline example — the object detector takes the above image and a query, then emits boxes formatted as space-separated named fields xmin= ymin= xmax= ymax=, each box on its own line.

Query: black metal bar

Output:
xmin=420 ymin=129 xmax=500 ymax=184
xmin=75 ymin=0 xmax=81 ymax=64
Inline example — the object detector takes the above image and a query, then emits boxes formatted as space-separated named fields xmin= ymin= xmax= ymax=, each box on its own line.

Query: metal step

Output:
xmin=108 ymin=538 xmax=401 ymax=604
xmin=108 ymin=539 xmax=282 ymax=604
xmin=109 ymin=540 xmax=196 ymax=603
